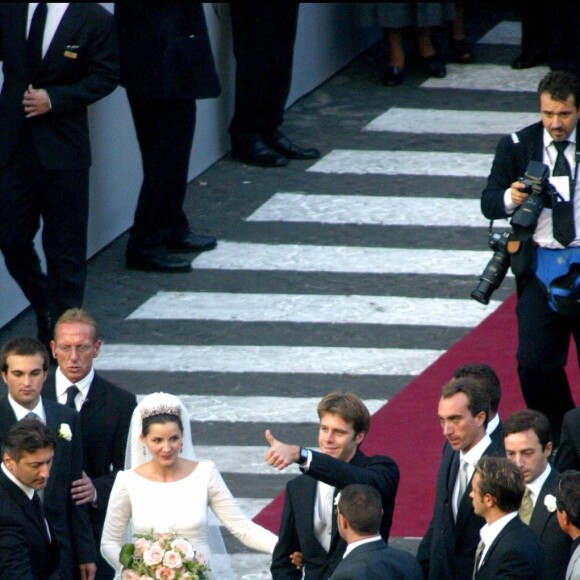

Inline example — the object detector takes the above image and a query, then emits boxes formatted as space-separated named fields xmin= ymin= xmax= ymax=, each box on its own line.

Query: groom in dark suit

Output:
xmin=266 ymin=392 xmax=400 ymax=579
xmin=0 ymin=419 xmax=60 ymax=578
xmin=0 ymin=4 xmax=118 ymax=345
xmin=44 ymin=308 xmax=137 ymax=580
xmin=0 ymin=336 xmax=96 ymax=580
xmin=329 ymin=484 xmax=422 ymax=580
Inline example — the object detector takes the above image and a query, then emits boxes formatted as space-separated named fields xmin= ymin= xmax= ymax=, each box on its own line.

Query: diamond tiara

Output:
xmin=139 ymin=392 xmax=182 ymax=420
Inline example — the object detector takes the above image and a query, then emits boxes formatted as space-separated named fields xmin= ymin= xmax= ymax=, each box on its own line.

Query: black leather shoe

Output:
xmin=511 ymin=52 xmax=545 ymax=69
xmin=382 ymin=66 xmax=405 ymax=86
xmin=232 ymin=139 xmax=288 ymax=167
xmin=126 ymin=252 xmax=192 ymax=273
xmin=422 ymin=53 xmax=446 ymax=78
xmin=168 ymin=231 xmax=217 ymax=253
xmin=265 ymin=134 xmax=320 ymax=160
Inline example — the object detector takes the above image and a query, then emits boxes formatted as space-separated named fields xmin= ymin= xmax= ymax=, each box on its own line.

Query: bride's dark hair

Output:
xmin=141 ymin=413 xmax=184 ymax=435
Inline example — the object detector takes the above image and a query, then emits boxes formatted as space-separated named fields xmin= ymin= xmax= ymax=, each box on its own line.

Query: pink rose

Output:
xmin=121 ymin=571 xmax=140 ymax=580
xmin=196 ymin=554 xmax=206 ymax=566
xmin=162 ymin=550 xmax=182 ymax=569
xmin=139 ymin=576 xmax=155 ymax=580
xmin=134 ymin=538 xmax=152 ymax=557
xmin=143 ymin=542 xmax=164 ymax=566
xmin=170 ymin=539 xmax=194 ymax=559
xmin=154 ymin=567 xmax=175 ymax=580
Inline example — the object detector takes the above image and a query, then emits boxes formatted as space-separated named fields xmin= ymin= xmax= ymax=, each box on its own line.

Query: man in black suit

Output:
xmin=417 ymin=378 xmax=504 ymax=579
xmin=266 ymin=391 xmax=400 ymax=579
xmin=229 ymin=2 xmax=320 ymax=167
xmin=329 ymin=484 xmax=421 ymax=580
xmin=43 ymin=308 xmax=137 ymax=580
xmin=556 ymin=407 xmax=580 ymax=471
xmin=0 ymin=336 xmax=96 ymax=580
xmin=503 ymin=409 xmax=571 ymax=579
xmin=0 ymin=419 xmax=59 ymax=579
xmin=471 ymin=456 xmax=544 ymax=579
xmin=0 ymin=4 xmax=118 ymax=346
xmin=453 ymin=363 xmax=503 ymax=446
xmin=114 ymin=4 xmax=220 ymax=273
xmin=481 ymin=70 xmax=580 ymax=446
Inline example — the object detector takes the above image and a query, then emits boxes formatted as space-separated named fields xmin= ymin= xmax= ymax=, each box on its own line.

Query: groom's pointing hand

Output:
xmin=264 ymin=429 xmax=300 ymax=471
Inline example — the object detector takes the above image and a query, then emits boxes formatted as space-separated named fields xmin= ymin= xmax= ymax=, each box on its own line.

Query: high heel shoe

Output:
xmin=451 ymin=38 xmax=473 ymax=64
xmin=421 ymin=52 xmax=446 ymax=78
xmin=382 ymin=66 xmax=405 ymax=87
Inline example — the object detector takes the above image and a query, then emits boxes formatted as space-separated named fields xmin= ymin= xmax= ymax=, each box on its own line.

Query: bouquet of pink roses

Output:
xmin=119 ymin=530 xmax=210 ymax=579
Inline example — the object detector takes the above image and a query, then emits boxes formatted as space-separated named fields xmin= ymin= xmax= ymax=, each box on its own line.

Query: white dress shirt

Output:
xmin=27 ymin=3 xmax=69 ymax=57
xmin=55 ymin=366 xmax=94 ymax=412
xmin=504 ymin=127 xmax=580 ymax=248
xmin=343 ymin=535 xmax=381 ymax=558
xmin=478 ymin=511 xmax=518 ymax=567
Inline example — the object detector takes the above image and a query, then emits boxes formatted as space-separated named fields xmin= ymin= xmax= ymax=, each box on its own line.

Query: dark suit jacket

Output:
xmin=529 ymin=469 xmax=572 ymax=580
xmin=114 ymin=3 xmax=221 ymax=100
xmin=481 ymin=121 xmax=546 ymax=222
xmin=0 ymin=396 xmax=95 ymax=580
xmin=0 ymin=3 xmax=118 ymax=169
xmin=271 ymin=448 xmax=400 ymax=580
xmin=0 ymin=468 xmax=59 ymax=579
xmin=43 ymin=372 xmax=136 ymax=564
xmin=329 ymin=539 xmax=422 ymax=580
xmin=556 ymin=407 xmax=580 ymax=472
xmin=475 ymin=516 xmax=544 ymax=579
xmin=417 ymin=437 xmax=505 ymax=580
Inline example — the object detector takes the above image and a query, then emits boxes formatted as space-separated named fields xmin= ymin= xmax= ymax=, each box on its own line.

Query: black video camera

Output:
xmin=510 ymin=160 xmax=557 ymax=234
xmin=471 ymin=229 xmax=511 ymax=305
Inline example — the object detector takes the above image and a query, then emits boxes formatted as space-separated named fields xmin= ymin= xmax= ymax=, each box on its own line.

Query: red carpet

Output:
xmin=254 ymin=293 xmax=580 ymax=537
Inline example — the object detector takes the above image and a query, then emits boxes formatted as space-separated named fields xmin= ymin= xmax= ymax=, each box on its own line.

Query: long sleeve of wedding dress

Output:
xmin=205 ymin=460 xmax=277 ymax=553
xmin=100 ymin=461 xmax=277 ymax=576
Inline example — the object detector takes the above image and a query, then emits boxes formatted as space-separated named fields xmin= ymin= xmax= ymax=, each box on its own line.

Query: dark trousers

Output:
xmin=516 ymin=276 xmax=578 ymax=445
xmin=0 ymin=127 xmax=88 ymax=321
xmin=229 ymin=1 xmax=299 ymax=142
xmin=126 ymin=94 xmax=195 ymax=256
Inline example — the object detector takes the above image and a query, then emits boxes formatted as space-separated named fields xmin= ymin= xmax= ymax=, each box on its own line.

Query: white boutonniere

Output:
xmin=58 ymin=423 xmax=72 ymax=441
xmin=334 ymin=492 xmax=341 ymax=507
xmin=544 ymin=494 xmax=557 ymax=513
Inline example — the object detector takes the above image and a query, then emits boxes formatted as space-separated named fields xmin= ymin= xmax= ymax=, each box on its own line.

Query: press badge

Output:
xmin=550 ymin=176 xmax=571 ymax=201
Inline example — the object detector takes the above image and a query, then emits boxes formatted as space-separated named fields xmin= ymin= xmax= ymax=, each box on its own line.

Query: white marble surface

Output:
xmin=477 ymin=21 xmax=521 ymax=45
xmin=422 ymin=64 xmax=550 ymax=92
xmin=194 ymin=445 xmax=302 ymax=475
xmin=96 ymin=344 xmax=444 ymax=376
xmin=192 ymin=242 xmax=511 ymax=277
xmin=364 ymin=108 xmax=537 ymax=135
xmin=307 ymin=150 xmax=493 ymax=177
xmin=131 ymin=395 xmax=386 ymax=422
xmin=246 ymin=193 xmax=502 ymax=227
xmin=128 ymin=291 xmax=501 ymax=328
xmin=232 ymin=553 xmax=274 ymax=580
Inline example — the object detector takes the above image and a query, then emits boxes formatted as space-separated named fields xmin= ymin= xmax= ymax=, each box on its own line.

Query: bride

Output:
xmin=100 ymin=392 xmax=277 ymax=579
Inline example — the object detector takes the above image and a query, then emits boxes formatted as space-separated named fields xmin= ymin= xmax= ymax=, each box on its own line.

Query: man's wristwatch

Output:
xmin=297 ymin=447 xmax=309 ymax=465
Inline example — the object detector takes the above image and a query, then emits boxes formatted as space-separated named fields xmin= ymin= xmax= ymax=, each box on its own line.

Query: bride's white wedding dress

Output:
xmin=101 ymin=460 xmax=277 ymax=579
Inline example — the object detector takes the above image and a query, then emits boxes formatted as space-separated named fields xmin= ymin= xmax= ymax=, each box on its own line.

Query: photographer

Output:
xmin=481 ymin=70 xmax=580 ymax=447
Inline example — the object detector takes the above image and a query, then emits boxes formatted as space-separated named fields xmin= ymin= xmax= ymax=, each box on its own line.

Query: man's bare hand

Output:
xmin=510 ymin=181 xmax=530 ymax=206
xmin=264 ymin=429 xmax=300 ymax=471
xmin=80 ymin=562 xmax=96 ymax=580
xmin=290 ymin=551 xmax=304 ymax=569
xmin=22 ymin=84 xmax=51 ymax=117
xmin=71 ymin=471 xmax=96 ymax=506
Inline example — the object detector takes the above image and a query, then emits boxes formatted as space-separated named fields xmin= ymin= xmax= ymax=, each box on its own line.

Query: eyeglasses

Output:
xmin=55 ymin=344 xmax=94 ymax=354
